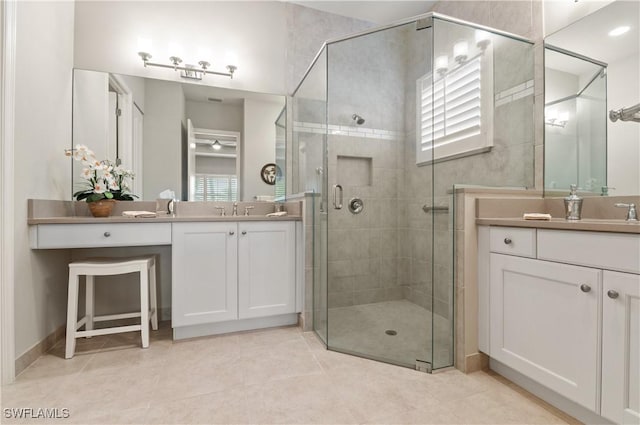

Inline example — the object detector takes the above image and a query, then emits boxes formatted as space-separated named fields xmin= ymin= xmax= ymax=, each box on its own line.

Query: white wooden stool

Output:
xmin=65 ymin=256 xmax=158 ymax=359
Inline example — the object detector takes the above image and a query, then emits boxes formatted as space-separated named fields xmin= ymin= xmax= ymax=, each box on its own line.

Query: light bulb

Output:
xmin=197 ymin=47 xmax=211 ymax=60
xmin=454 ymin=41 xmax=469 ymax=64
xmin=225 ymin=50 xmax=238 ymax=66
xmin=435 ymin=55 xmax=449 ymax=72
xmin=475 ymin=30 xmax=490 ymax=50
xmin=558 ymin=111 xmax=569 ymax=123
xmin=211 ymin=140 xmax=222 ymax=151
xmin=168 ymin=42 xmax=184 ymax=58
xmin=546 ymin=108 xmax=558 ymax=122
xmin=137 ymin=37 xmax=153 ymax=53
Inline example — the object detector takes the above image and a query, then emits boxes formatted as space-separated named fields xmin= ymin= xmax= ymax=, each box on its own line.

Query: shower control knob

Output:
xmin=580 ymin=284 xmax=591 ymax=293
xmin=503 ymin=237 xmax=512 ymax=245
xmin=607 ymin=290 xmax=619 ymax=299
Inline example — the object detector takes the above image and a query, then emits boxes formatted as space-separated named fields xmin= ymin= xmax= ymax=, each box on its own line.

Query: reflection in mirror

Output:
xmin=544 ymin=48 xmax=607 ymax=193
xmin=72 ymin=69 xmax=286 ymax=202
xmin=544 ymin=0 xmax=640 ymax=196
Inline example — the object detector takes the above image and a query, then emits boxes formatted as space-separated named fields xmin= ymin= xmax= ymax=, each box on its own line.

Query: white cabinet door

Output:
xmin=172 ymin=222 xmax=238 ymax=327
xmin=602 ymin=271 xmax=640 ymax=425
xmin=490 ymin=253 xmax=601 ymax=411
xmin=238 ymin=221 xmax=295 ymax=319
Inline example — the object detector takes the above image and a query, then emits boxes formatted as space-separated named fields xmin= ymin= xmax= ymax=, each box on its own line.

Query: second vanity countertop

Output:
xmin=476 ymin=217 xmax=640 ymax=234
xmin=475 ymin=196 xmax=640 ymax=234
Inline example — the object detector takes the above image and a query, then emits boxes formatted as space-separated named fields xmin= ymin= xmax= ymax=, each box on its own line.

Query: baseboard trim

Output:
xmin=464 ymin=351 xmax=489 ymax=373
xmin=172 ymin=314 xmax=299 ymax=340
xmin=15 ymin=325 xmax=65 ymax=376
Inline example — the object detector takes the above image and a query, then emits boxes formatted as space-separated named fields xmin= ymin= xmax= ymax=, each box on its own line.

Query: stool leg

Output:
xmin=149 ymin=261 xmax=158 ymax=331
xmin=140 ymin=268 xmax=150 ymax=348
xmin=65 ymin=271 xmax=80 ymax=359
xmin=85 ymin=275 xmax=94 ymax=337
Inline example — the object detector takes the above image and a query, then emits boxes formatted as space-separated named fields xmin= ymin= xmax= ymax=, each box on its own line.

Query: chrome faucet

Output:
xmin=232 ymin=202 xmax=238 ymax=216
xmin=614 ymin=203 xmax=638 ymax=222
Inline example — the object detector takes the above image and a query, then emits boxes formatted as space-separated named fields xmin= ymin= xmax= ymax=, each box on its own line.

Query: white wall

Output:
xmin=607 ymin=53 xmax=640 ymax=195
xmin=185 ymin=100 xmax=242 ymax=132
xmin=143 ymin=79 xmax=185 ymax=200
xmin=13 ymin=0 xmax=75 ymax=358
xmin=74 ymin=1 xmax=288 ymax=95
xmin=243 ymin=99 xmax=284 ymax=200
xmin=543 ymin=0 xmax=613 ymax=36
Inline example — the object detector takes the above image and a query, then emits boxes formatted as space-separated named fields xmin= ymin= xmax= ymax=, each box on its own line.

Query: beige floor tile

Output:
xmin=240 ymin=338 xmax=324 ymax=385
xmin=235 ymin=325 xmax=303 ymax=350
xmin=245 ymin=375 xmax=358 ymax=424
xmin=144 ymin=387 xmax=251 ymax=424
xmin=150 ymin=356 xmax=245 ymax=403
xmin=3 ymin=325 xmax=579 ymax=425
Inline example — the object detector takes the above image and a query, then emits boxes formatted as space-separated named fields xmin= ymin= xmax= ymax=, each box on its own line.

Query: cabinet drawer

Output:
xmin=489 ymin=227 xmax=536 ymax=258
xmin=538 ymin=229 xmax=640 ymax=274
xmin=32 ymin=223 xmax=171 ymax=248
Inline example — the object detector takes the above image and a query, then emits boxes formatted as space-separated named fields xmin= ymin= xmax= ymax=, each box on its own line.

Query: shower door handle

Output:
xmin=333 ymin=184 xmax=343 ymax=209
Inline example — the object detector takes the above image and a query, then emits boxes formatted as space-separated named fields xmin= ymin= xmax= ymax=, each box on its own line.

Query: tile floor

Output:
xmin=1 ymin=323 xmax=579 ymax=424
xmin=327 ymin=300 xmax=453 ymax=367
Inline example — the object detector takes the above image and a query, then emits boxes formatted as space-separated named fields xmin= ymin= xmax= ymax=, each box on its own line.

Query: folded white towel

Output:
xmin=122 ymin=211 xmax=157 ymax=218
xmin=523 ymin=213 xmax=552 ymax=220
xmin=266 ymin=211 xmax=288 ymax=217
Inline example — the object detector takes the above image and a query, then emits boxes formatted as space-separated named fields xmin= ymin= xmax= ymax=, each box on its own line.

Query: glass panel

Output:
xmin=544 ymin=48 xmax=607 ymax=194
xmin=275 ymin=106 xmax=286 ymax=199
xmin=432 ymin=18 xmax=535 ymax=370
xmin=325 ymin=22 xmax=433 ymax=368
xmin=292 ymin=48 xmax=328 ymax=344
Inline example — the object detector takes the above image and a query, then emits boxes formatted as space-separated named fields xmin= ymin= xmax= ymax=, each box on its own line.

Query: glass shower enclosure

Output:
xmin=292 ymin=13 xmax=535 ymax=371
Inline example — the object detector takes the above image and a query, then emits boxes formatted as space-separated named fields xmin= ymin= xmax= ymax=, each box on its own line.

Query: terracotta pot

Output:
xmin=87 ymin=199 xmax=116 ymax=218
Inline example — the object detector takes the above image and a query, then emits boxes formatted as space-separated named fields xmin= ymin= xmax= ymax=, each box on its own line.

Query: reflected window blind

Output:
xmin=420 ymin=57 xmax=482 ymax=153
xmin=193 ymin=174 xmax=238 ymax=202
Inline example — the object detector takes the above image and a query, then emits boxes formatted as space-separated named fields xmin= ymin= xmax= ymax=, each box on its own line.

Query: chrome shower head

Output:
xmin=352 ymin=114 xmax=365 ymax=125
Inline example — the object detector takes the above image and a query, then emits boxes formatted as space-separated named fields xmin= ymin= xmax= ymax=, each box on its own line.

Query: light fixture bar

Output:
xmin=138 ymin=52 xmax=236 ymax=79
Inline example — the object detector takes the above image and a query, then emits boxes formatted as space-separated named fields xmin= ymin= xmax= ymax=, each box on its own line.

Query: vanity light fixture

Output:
xmin=137 ymin=50 xmax=237 ymax=80
xmin=475 ymin=30 xmax=491 ymax=51
xmin=435 ymin=55 xmax=449 ymax=76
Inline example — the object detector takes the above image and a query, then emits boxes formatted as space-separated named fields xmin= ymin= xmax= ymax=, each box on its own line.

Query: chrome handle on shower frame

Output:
xmin=333 ymin=184 xmax=343 ymax=209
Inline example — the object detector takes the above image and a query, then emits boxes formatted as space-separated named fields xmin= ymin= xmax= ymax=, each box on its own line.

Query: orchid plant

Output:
xmin=66 ymin=145 xmax=137 ymax=203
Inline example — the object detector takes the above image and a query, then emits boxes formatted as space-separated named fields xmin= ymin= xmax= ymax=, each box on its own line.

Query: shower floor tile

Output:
xmin=327 ymin=300 xmax=452 ymax=367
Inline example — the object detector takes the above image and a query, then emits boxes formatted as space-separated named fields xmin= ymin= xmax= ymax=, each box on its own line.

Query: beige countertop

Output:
xmin=28 ymin=214 xmax=301 ymax=225
xmin=476 ymin=217 xmax=640 ymax=234
xmin=27 ymin=199 xmax=303 ymax=225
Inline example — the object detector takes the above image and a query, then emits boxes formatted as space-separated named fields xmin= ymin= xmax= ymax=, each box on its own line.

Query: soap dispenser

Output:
xmin=564 ymin=184 xmax=583 ymax=220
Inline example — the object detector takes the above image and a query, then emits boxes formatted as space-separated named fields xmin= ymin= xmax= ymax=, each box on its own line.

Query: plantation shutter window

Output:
xmin=417 ymin=55 xmax=493 ymax=165
xmin=192 ymin=174 xmax=238 ymax=202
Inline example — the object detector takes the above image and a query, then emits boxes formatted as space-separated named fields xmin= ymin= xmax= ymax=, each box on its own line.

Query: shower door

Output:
xmin=323 ymin=21 xmax=437 ymax=369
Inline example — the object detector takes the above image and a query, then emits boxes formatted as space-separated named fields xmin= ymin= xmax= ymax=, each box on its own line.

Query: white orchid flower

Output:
xmin=93 ymin=183 xmax=106 ymax=194
xmin=80 ymin=168 xmax=92 ymax=179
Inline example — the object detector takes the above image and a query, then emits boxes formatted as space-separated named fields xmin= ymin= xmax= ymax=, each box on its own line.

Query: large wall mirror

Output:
xmin=544 ymin=0 xmax=640 ymax=196
xmin=72 ymin=69 xmax=286 ymax=202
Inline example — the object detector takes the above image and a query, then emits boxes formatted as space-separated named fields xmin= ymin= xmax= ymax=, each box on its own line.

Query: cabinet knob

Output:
xmin=104 ymin=232 xmax=111 ymax=237
xmin=504 ymin=237 xmax=512 ymax=245
xmin=241 ymin=231 xmax=247 ymax=235
xmin=229 ymin=231 xmax=235 ymax=236
xmin=607 ymin=290 xmax=619 ymax=299
xmin=580 ymin=284 xmax=591 ymax=293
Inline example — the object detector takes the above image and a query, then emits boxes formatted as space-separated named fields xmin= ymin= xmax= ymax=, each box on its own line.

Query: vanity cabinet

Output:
xmin=172 ymin=222 xmax=238 ymax=327
xmin=489 ymin=253 xmax=600 ymax=411
xmin=479 ymin=226 xmax=640 ymax=424
xmin=172 ymin=221 xmax=296 ymax=329
xmin=602 ymin=271 xmax=640 ymax=424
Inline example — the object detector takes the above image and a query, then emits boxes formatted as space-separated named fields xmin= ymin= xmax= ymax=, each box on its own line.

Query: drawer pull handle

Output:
xmin=103 ymin=232 xmax=111 ymax=237
xmin=229 ymin=231 xmax=235 ymax=236
xmin=580 ymin=284 xmax=591 ymax=293
xmin=503 ymin=237 xmax=512 ymax=245
xmin=607 ymin=290 xmax=619 ymax=299
xmin=241 ymin=231 xmax=247 ymax=235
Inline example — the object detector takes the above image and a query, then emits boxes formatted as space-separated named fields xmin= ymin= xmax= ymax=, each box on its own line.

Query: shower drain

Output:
xmin=385 ymin=330 xmax=397 ymax=336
